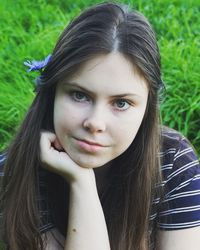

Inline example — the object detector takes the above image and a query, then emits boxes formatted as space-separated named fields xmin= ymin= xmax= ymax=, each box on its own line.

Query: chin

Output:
xmin=77 ymin=162 xmax=105 ymax=169
xmin=73 ymin=158 xmax=108 ymax=169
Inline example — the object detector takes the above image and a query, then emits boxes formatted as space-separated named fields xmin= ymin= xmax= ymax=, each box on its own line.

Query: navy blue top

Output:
xmin=151 ymin=128 xmax=200 ymax=229
xmin=1 ymin=128 xmax=200 ymax=233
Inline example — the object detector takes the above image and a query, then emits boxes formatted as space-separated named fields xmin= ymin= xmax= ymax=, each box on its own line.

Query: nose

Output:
xmin=82 ymin=106 xmax=106 ymax=133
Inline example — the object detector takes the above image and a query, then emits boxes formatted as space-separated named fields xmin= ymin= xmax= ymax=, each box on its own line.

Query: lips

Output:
xmin=74 ymin=137 xmax=105 ymax=147
xmin=73 ymin=137 xmax=106 ymax=153
xmin=78 ymin=139 xmax=104 ymax=147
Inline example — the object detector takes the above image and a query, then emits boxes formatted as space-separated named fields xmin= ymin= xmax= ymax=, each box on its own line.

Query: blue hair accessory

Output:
xmin=24 ymin=54 xmax=52 ymax=72
xmin=24 ymin=54 xmax=52 ymax=91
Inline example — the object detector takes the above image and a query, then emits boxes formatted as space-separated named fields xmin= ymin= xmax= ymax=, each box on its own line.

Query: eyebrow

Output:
xmin=62 ymin=81 xmax=142 ymax=98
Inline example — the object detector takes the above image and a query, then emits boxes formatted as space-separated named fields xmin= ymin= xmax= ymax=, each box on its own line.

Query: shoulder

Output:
xmin=160 ymin=126 xmax=196 ymax=156
xmin=160 ymin=126 xmax=199 ymax=181
xmin=0 ymin=152 xmax=7 ymax=177
xmin=0 ymin=152 xmax=6 ymax=169
xmin=0 ymin=151 xmax=55 ymax=235
xmin=157 ymin=126 xmax=200 ymax=230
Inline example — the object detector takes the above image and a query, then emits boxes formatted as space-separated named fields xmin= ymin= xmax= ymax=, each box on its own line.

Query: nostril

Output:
xmin=83 ymin=119 xmax=106 ymax=133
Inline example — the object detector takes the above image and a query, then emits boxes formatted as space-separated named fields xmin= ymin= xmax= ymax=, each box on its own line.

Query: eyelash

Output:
xmin=69 ymin=90 xmax=133 ymax=111
xmin=113 ymin=99 xmax=132 ymax=111
xmin=70 ymin=90 xmax=90 ymax=103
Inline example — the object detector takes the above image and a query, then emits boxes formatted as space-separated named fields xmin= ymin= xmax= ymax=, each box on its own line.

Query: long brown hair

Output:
xmin=0 ymin=2 xmax=163 ymax=249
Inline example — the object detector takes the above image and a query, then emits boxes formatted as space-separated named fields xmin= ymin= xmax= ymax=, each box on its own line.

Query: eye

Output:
xmin=70 ymin=91 xmax=90 ymax=102
xmin=113 ymin=99 xmax=131 ymax=111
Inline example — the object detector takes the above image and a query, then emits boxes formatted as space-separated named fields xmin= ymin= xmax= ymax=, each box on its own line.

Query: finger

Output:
xmin=40 ymin=131 xmax=56 ymax=160
xmin=40 ymin=131 xmax=56 ymax=148
xmin=53 ymin=137 xmax=64 ymax=151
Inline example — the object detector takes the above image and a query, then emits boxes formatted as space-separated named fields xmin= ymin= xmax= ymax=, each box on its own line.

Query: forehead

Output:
xmin=74 ymin=53 xmax=144 ymax=79
xmin=59 ymin=52 xmax=148 ymax=97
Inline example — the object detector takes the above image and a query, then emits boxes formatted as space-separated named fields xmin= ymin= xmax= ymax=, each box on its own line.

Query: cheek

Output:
xmin=53 ymin=100 xmax=85 ymax=133
xmin=115 ymin=111 xmax=145 ymax=149
xmin=54 ymin=100 xmax=70 ymax=133
xmin=117 ymin=127 xmax=136 ymax=150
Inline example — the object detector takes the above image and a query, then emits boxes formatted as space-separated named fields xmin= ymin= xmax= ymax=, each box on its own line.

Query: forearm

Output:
xmin=64 ymin=178 xmax=110 ymax=250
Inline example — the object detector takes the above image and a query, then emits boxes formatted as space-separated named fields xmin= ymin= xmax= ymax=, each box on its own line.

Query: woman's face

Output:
xmin=54 ymin=52 xmax=148 ymax=168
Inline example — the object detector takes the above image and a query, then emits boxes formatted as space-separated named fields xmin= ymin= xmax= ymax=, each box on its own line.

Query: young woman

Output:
xmin=0 ymin=2 xmax=200 ymax=250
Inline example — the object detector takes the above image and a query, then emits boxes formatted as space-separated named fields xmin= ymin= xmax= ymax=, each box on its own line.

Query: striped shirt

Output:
xmin=151 ymin=128 xmax=200 ymax=229
xmin=0 ymin=128 xmax=200 ymax=233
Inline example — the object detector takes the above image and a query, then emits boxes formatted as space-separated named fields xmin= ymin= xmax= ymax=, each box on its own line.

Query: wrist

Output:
xmin=70 ymin=172 xmax=97 ymax=192
xmin=63 ymin=168 xmax=96 ymax=188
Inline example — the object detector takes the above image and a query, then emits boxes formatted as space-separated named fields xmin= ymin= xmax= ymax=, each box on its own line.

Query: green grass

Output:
xmin=0 ymin=0 xmax=199 ymax=156
xmin=0 ymin=0 xmax=199 ymax=248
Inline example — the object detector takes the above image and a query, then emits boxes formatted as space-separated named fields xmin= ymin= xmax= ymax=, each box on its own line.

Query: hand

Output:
xmin=39 ymin=131 xmax=95 ymax=184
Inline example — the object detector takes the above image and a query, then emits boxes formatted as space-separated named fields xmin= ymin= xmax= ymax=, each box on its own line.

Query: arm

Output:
xmin=40 ymin=131 xmax=110 ymax=250
xmin=64 ymin=177 xmax=110 ymax=250
xmin=156 ymin=227 xmax=200 ymax=250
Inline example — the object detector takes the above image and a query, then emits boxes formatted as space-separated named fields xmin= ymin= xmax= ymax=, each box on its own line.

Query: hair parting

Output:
xmin=0 ymin=2 xmax=163 ymax=249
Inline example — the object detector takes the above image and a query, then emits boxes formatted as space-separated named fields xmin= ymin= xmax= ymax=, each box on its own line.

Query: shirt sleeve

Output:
xmin=0 ymin=152 xmax=6 ymax=175
xmin=157 ymin=133 xmax=200 ymax=230
xmin=37 ymin=168 xmax=55 ymax=233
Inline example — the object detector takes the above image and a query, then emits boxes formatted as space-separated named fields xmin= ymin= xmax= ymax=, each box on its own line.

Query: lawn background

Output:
xmin=0 ymin=0 xmax=199 ymax=156
xmin=0 ymin=0 xmax=199 ymax=248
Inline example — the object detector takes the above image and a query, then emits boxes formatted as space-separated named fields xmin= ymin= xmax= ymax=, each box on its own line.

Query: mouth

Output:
xmin=73 ymin=138 xmax=106 ymax=153
xmin=78 ymin=139 xmax=104 ymax=147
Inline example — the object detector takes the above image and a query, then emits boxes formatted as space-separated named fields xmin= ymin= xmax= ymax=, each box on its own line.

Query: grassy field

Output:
xmin=0 ymin=1 xmax=199 ymax=247
xmin=0 ymin=0 xmax=199 ymax=156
